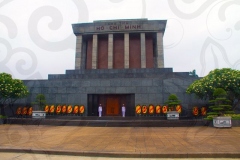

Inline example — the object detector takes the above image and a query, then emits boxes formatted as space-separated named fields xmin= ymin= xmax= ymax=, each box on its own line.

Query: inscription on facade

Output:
xmin=72 ymin=19 xmax=166 ymax=34
xmin=95 ymin=21 xmax=142 ymax=31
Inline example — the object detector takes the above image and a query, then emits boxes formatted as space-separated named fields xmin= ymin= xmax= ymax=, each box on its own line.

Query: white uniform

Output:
xmin=122 ymin=105 xmax=126 ymax=117
xmin=98 ymin=105 xmax=102 ymax=117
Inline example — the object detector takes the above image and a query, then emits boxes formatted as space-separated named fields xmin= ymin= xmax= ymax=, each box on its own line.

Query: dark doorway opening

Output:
xmin=87 ymin=94 xmax=135 ymax=116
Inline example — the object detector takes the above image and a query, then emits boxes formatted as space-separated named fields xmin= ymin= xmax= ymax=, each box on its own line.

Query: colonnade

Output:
xmin=75 ymin=32 xmax=164 ymax=69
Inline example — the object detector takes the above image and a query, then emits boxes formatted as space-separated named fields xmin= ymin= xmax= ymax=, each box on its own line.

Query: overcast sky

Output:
xmin=0 ymin=0 xmax=239 ymax=80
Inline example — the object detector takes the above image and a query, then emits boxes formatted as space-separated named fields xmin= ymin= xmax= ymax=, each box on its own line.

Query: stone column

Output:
xmin=92 ymin=34 xmax=98 ymax=69
xmin=156 ymin=32 xmax=164 ymax=68
xmin=140 ymin=33 xmax=146 ymax=68
xmin=124 ymin=33 xmax=129 ymax=68
xmin=81 ymin=39 xmax=87 ymax=69
xmin=108 ymin=34 xmax=113 ymax=69
xmin=75 ymin=35 xmax=82 ymax=69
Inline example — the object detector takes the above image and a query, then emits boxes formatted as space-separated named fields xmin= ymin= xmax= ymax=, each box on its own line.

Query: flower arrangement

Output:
xmin=45 ymin=105 xmax=49 ymax=113
xmin=16 ymin=107 xmax=21 ymax=115
xmin=56 ymin=105 xmax=61 ymax=114
xmin=201 ymin=107 xmax=207 ymax=116
xmin=73 ymin=105 xmax=79 ymax=114
xmin=142 ymin=105 xmax=147 ymax=114
xmin=27 ymin=107 xmax=33 ymax=116
xmin=21 ymin=107 xmax=27 ymax=115
xmin=49 ymin=105 xmax=55 ymax=114
xmin=176 ymin=105 xmax=182 ymax=113
xmin=135 ymin=105 xmax=141 ymax=114
xmin=62 ymin=105 xmax=67 ymax=114
xmin=79 ymin=105 xmax=85 ymax=114
xmin=67 ymin=105 xmax=72 ymax=114
xmin=148 ymin=104 xmax=154 ymax=114
xmin=162 ymin=106 xmax=168 ymax=114
xmin=155 ymin=105 xmax=161 ymax=114
xmin=192 ymin=106 xmax=199 ymax=116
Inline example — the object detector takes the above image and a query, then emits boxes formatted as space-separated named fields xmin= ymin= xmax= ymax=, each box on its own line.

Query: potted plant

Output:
xmin=205 ymin=88 xmax=234 ymax=127
xmin=164 ymin=94 xmax=181 ymax=120
xmin=32 ymin=94 xmax=47 ymax=118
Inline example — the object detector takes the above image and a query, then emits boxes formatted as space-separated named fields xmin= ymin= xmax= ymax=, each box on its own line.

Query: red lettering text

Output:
xmin=109 ymin=25 xmax=119 ymax=30
xmin=96 ymin=26 xmax=104 ymax=30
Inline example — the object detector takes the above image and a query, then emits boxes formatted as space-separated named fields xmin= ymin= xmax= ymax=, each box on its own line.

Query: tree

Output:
xmin=32 ymin=94 xmax=46 ymax=110
xmin=164 ymin=94 xmax=181 ymax=111
xmin=206 ymin=88 xmax=234 ymax=120
xmin=186 ymin=68 xmax=240 ymax=110
xmin=0 ymin=72 xmax=29 ymax=115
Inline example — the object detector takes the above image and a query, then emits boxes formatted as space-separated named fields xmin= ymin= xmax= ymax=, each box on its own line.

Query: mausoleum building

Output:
xmin=21 ymin=19 xmax=202 ymax=117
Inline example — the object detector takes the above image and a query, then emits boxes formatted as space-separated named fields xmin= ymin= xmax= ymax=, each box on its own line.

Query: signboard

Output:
xmin=95 ymin=21 xmax=142 ymax=31
xmin=72 ymin=19 xmax=167 ymax=34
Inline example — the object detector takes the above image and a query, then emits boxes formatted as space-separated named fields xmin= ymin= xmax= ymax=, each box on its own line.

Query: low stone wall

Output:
xmin=6 ymin=117 xmax=240 ymax=127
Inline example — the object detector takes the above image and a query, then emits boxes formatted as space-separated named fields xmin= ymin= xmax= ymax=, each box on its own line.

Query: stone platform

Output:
xmin=5 ymin=116 xmax=212 ymax=127
xmin=4 ymin=116 xmax=240 ymax=128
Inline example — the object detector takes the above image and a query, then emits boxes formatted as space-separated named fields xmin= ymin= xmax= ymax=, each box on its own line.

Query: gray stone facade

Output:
xmin=16 ymin=68 xmax=206 ymax=117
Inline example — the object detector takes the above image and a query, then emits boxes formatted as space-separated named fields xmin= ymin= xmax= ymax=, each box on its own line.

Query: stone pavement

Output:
xmin=0 ymin=153 xmax=238 ymax=160
xmin=0 ymin=125 xmax=240 ymax=158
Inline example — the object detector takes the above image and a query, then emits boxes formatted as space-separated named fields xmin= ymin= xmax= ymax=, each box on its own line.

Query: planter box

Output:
xmin=32 ymin=111 xmax=46 ymax=119
xmin=167 ymin=111 xmax=179 ymax=120
xmin=213 ymin=116 xmax=232 ymax=128
xmin=0 ymin=118 xmax=6 ymax=124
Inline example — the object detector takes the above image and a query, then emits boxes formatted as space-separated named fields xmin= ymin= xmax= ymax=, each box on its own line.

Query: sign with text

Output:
xmin=94 ymin=21 xmax=143 ymax=32
xmin=72 ymin=19 xmax=167 ymax=34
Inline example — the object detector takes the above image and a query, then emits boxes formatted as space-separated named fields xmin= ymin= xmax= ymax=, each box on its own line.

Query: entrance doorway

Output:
xmin=106 ymin=96 xmax=119 ymax=115
xmin=87 ymin=94 xmax=135 ymax=116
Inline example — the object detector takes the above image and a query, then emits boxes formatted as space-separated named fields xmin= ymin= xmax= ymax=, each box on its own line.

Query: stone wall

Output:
xmin=13 ymin=68 xmax=206 ymax=117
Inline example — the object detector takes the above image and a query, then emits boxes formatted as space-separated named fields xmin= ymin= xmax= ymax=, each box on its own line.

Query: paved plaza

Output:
xmin=0 ymin=153 xmax=239 ymax=160
xmin=0 ymin=125 xmax=240 ymax=159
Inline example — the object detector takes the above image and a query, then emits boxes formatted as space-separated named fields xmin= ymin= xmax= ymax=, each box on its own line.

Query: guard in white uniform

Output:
xmin=122 ymin=104 xmax=126 ymax=117
xmin=98 ymin=104 xmax=102 ymax=117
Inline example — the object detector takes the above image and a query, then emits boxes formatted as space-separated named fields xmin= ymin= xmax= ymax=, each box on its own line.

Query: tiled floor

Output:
xmin=0 ymin=125 xmax=240 ymax=158
xmin=0 ymin=152 xmax=239 ymax=160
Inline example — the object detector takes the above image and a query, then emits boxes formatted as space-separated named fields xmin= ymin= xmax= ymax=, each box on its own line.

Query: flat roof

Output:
xmin=72 ymin=19 xmax=167 ymax=35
